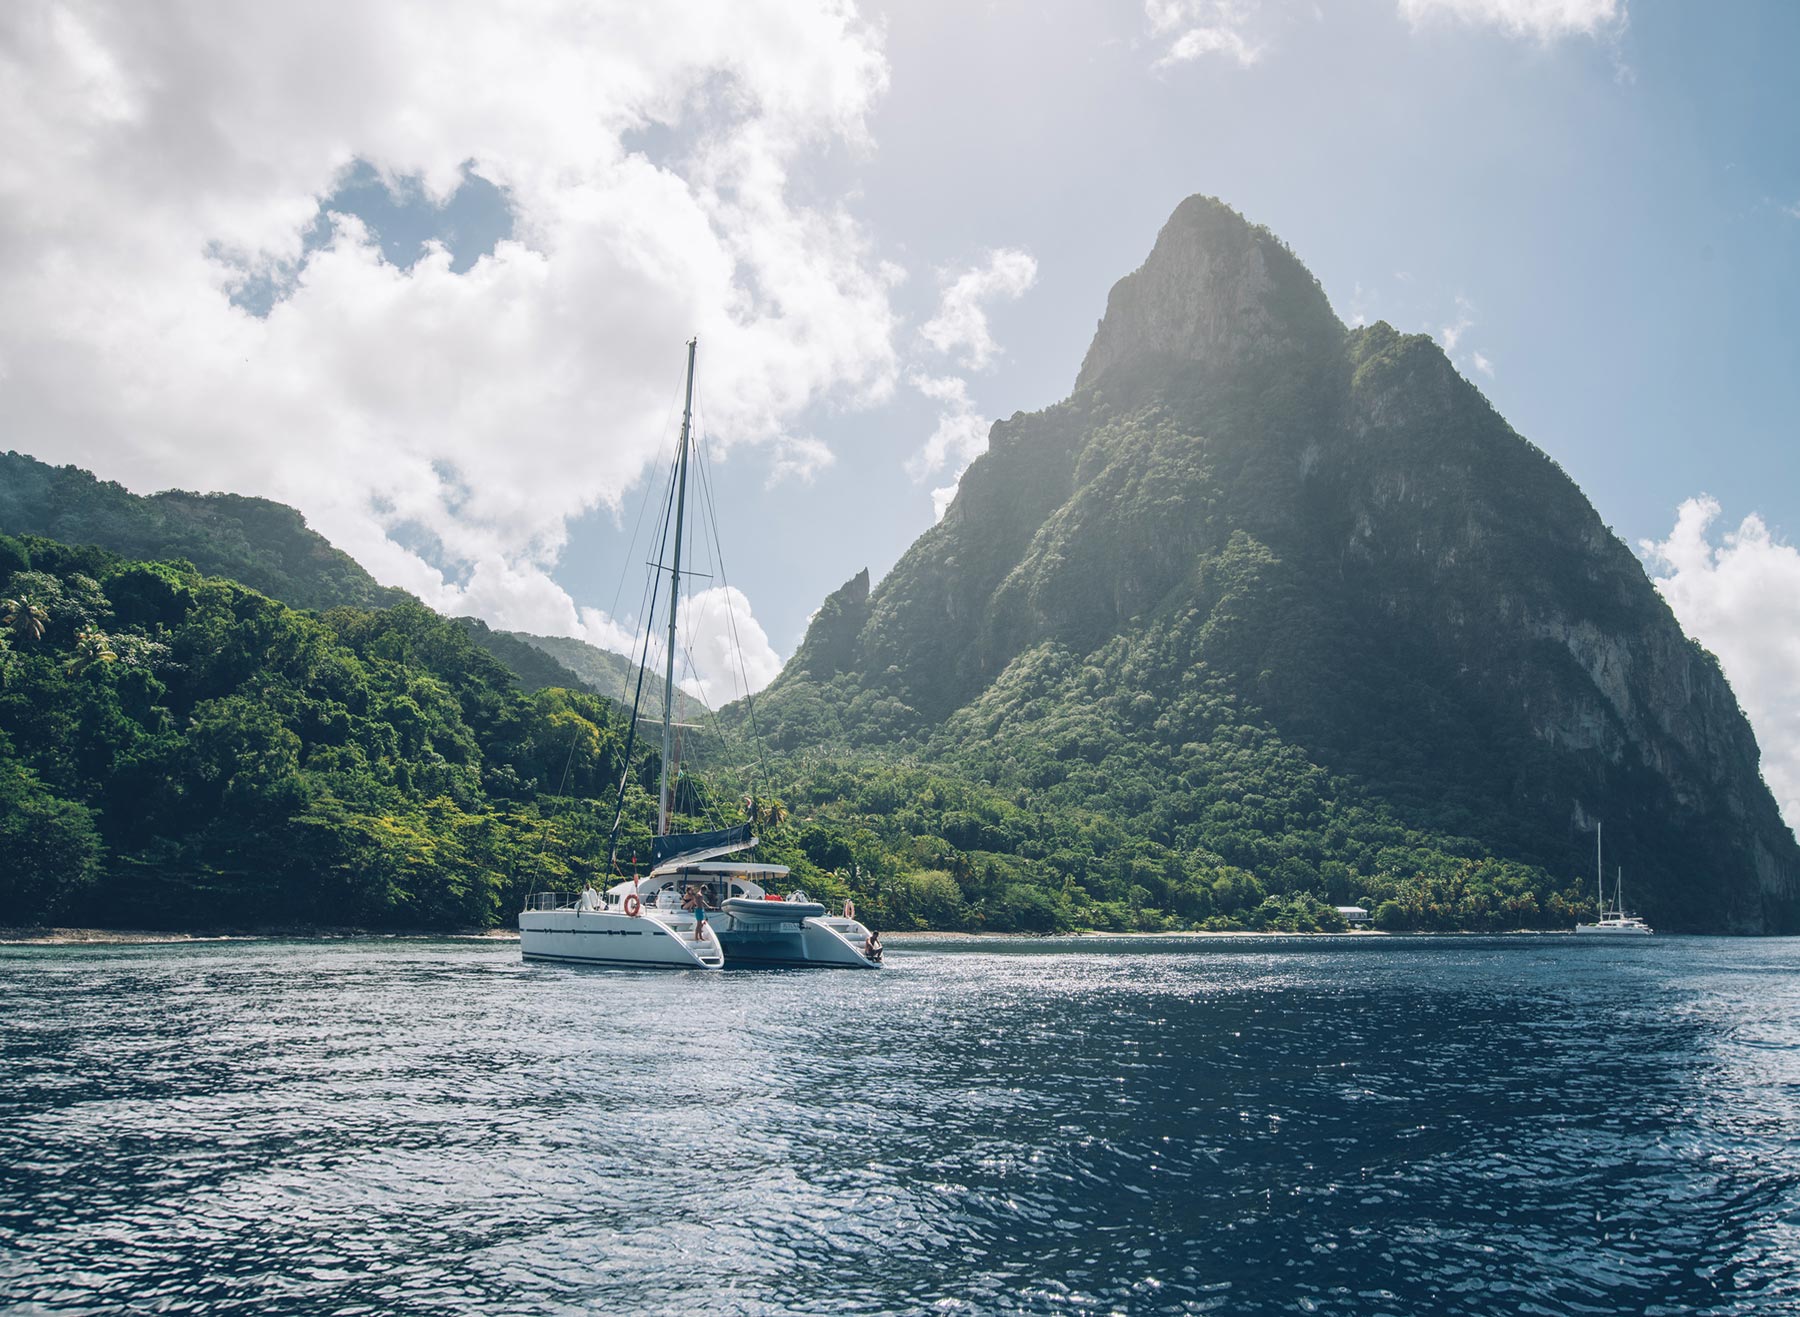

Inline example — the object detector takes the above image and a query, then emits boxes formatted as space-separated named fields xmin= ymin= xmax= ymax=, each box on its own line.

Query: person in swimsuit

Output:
xmin=683 ymin=884 xmax=709 ymax=941
xmin=862 ymin=928 xmax=883 ymax=962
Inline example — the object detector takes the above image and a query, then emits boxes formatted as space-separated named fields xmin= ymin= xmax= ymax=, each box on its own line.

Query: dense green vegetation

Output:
xmin=0 ymin=525 xmax=1571 ymax=935
xmin=0 ymin=532 xmax=1149 ymax=933
xmin=0 ymin=534 xmax=692 ymax=929
xmin=511 ymin=629 xmax=704 ymax=721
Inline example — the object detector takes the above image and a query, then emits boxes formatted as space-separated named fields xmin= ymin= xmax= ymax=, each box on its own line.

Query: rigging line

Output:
xmin=692 ymin=425 xmax=770 ymax=790
xmin=676 ymin=456 xmax=756 ymax=824
xmin=631 ymin=429 xmax=683 ymax=689
xmin=671 ymin=626 xmax=730 ymax=835
xmin=602 ymin=429 xmax=684 ymax=872
xmin=601 ymin=364 xmax=688 ymax=635
xmin=604 ymin=463 xmax=664 ymax=639
xmin=663 ymin=449 xmax=750 ymax=838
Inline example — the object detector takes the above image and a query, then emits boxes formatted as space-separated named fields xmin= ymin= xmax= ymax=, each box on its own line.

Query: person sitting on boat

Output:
xmin=862 ymin=928 xmax=883 ymax=962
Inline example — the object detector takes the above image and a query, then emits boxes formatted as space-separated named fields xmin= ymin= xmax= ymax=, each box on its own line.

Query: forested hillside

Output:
xmin=0 ymin=451 xmax=408 ymax=613
xmin=0 ymin=450 xmax=623 ymax=705
xmin=1 ymin=532 xmax=1172 ymax=933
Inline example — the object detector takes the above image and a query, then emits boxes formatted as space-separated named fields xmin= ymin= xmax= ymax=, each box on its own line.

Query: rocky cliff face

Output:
xmin=1076 ymin=194 xmax=1343 ymax=392
xmin=758 ymin=197 xmax=1800 ymax=932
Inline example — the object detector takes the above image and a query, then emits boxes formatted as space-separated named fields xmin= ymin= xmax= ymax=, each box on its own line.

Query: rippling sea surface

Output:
xmin=4 ymin=935 xmax=1800 ymax=1315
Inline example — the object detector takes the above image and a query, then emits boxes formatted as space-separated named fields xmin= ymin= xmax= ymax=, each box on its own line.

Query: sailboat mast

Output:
xmin=658 ymin=338 xmax=698 ymax=837
xmin=1596 ymin=820 xmax=1603 ymax=910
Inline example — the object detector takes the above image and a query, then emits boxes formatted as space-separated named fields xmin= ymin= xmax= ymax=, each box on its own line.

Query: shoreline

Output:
xmin=2 ymin=925 xmax=1585 ymax=947
xmin=0 ymin=927 xmax=518 ymax=946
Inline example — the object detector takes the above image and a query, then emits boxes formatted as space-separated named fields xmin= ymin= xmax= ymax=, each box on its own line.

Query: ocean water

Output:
xmin=2 ymin=935 xmax=1798 ymax=1315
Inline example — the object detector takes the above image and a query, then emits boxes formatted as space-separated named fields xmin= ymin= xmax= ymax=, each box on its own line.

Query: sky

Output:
xmin=3 ymin=0 xmax=1799 ymax=825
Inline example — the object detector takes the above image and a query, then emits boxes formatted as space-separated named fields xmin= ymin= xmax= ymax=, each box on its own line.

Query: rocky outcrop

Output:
xmin=1076 ymin=195 xmax=1343 ymax=393
xmin=785 ymin=567 xmax=870 ymax=681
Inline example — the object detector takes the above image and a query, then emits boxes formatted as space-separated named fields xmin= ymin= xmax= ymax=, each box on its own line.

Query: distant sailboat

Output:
xmin=1574 ymin=822 xmax=1653 ymax=936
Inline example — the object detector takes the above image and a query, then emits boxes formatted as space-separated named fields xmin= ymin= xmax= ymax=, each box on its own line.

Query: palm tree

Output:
xmin=65 ymin=629 xmax=118 ymax=677
xmin=2 ymin=595 xmax=48 ymax=644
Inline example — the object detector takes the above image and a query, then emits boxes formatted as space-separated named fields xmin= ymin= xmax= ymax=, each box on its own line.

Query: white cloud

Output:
xmin=1398 ymin=0 xmax=1625 ymax=41
xmin=904 ymin=250 xmax=1035 ymax=520
xmin=1642 ymin=497 xmax=1800 ymax=835
xmin=1471 ymin=350 xmax=1495 ymax=377
xmin=0 ymin=1 xmax=899 ymax=691
xmin=675 ymin=585 xmax=784 ymax=708
xmin=1146 ymin=0 xmax=1267 ymax=67
xmin=907 ymin=370 xmax=993 ymax=525
xmin=765 ymin=433 xmax=837 ymax=486
xmin=918 ymin=248 xmax=1038 ymax=371
xmin=556 ymin=584 xmax=779 ymax=708
xmin=1440 ymin=295 xmax=1476 ymax=350
xmin=905 ymin=373 xmax=991 ymax=523
xmin=906 ymin=374 xmax=989 ymax=480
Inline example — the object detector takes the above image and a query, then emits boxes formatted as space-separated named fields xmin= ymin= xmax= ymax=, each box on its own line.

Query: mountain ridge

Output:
xmin=0 ymin=450 xmax=678 ymax=711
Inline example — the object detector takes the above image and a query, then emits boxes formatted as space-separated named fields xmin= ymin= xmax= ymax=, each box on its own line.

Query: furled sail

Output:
xmin=649 ymin=822 xmax=756 ymax=871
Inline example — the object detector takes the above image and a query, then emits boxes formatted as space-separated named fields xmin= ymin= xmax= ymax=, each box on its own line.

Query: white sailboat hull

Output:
xmin=519 ymin=909 xmax=723 ymax=969
xmin=1574 ymin=920 xmax=1653 ymax=936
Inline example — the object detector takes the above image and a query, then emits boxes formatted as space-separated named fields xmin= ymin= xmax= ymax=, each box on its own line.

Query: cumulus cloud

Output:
xmin=918 ymin=249 xmax=1038 ymax=371
xmin=1471 ymin=350 xmax=1495 ymax=378
xmin=1642 ymin=497 xmax=1800 ymax=834
xmin=1145 ymin=0 xmax=1267 ymax=68
xmin=674 ymin=585 xmax=784 ymax=709
xmin=1397 ymin=0 xmax=1625 ymax=41
xmin=902 ymin=251 xmax=1036 ymax=520
xmin=0 ymin=1 xmax=904 ymax=693
xmin=904 ymin=373 xmax=989 ymax=521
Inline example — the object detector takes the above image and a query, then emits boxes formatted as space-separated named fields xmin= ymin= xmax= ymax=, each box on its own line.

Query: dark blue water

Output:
xmin=3 ymin=935 xmax=1798 ymax=1315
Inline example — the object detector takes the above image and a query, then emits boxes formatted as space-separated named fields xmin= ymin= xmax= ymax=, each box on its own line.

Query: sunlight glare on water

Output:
xmin=3 ymin=935 xmax=1800 ymax=1314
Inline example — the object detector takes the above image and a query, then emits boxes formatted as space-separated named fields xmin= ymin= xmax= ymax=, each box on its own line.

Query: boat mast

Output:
xmin=1595 ymin=821 xmax=1603 ymax=913
xmin=658 ymin=338 xmax=697 ymax=837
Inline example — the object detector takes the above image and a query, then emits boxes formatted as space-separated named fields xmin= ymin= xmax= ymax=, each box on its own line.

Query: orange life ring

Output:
xmin=843 ymin=900 xmax=856 ymax=919
xmin=624 ymin=893 xmax=642 ymax=917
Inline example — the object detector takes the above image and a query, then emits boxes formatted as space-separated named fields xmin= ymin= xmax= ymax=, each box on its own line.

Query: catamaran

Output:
xmin=1574 ymin=822 xmax=1653 ymax=936
xmin=517 ymin=340 xmax=881 ymax=970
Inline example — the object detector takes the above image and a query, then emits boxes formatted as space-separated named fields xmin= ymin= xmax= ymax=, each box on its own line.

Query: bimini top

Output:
xmin=648 ymin=822 xmax=758 ymax=875
xmin=658 ymin=862 xmax=791 ymax=877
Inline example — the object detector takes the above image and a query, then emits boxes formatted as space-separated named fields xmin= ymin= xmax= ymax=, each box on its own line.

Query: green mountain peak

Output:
xmin=1076 ymin=195 xmax=1344 ymax=396
xmin=747 ymin=196 xmax=1800 ymax=933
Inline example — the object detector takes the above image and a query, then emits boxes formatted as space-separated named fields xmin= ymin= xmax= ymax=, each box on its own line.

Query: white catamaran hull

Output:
xmin=716 ymin=905 xmax=881 ymax=969
xmin=519 ymin=909 xmax=723 ymax=969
